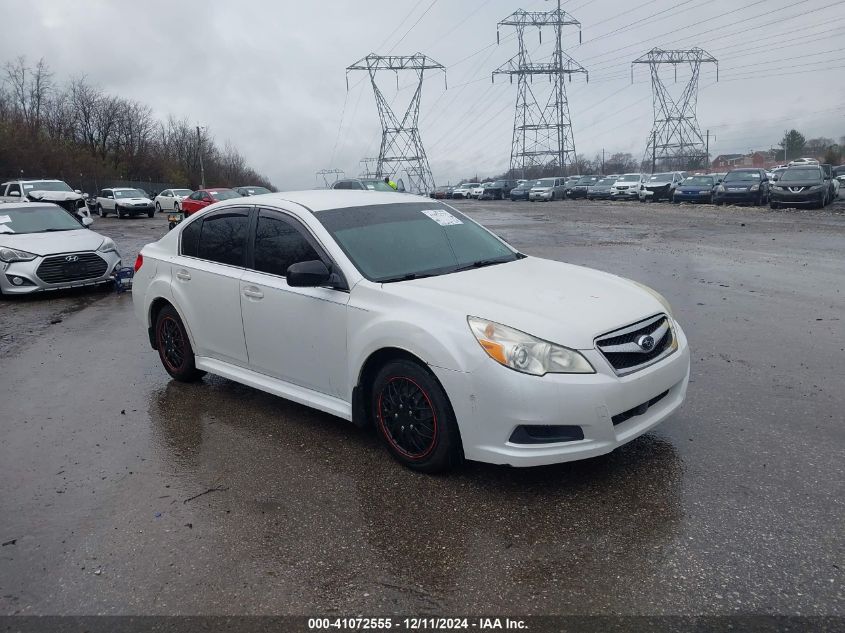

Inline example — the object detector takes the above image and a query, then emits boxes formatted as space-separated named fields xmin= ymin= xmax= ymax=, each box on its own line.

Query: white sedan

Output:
xmin=154 ymin=189 xmax=193 ymax=213
xmin=133 ymin=191 xmax=690 ymax=472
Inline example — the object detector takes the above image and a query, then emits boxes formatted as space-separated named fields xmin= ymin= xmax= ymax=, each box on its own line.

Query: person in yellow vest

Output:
xmin=384 ymin=177 xmax=398 ymax=191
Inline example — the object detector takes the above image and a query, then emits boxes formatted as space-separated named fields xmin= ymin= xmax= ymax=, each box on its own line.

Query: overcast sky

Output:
xmin=3 ymin=0 xmax=844 ymax=188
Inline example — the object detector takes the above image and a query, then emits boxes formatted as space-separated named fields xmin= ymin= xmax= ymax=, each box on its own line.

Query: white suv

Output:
xmin=96 ymin=188 xmax=155 ymax=218
xmin=133 ymin=191 xmax=690 ymax=473
xmin=611 ymin=174 xmax=646 ymax=200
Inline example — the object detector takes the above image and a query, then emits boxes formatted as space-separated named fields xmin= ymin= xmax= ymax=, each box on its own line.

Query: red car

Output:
xmin=180 ymin=188 xmax=242 ymax=215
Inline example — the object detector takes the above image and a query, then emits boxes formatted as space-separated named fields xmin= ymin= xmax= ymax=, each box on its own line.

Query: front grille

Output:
xmin=612 ymin=390 xmax=669 ymax=425
xmin=36 ymin=252 xmax=108 ymax=284
xmin=616 ymin=185 xmax=629 ymax=190
xmin=646 ymin=185 xmax=668 ymax=192
xmin=595 ymin=314 xmax=675 ymax=375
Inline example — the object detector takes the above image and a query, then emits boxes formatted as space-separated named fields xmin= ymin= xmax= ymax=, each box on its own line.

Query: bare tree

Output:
xmin=4 ymin=56 xmax=54 ymax=134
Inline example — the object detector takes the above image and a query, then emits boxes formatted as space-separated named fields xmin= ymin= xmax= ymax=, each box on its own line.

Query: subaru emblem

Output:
xmin=637 ymin=335 xmax=655 ymax=352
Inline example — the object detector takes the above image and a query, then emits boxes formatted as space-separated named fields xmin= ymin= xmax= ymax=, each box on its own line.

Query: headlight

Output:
xmin=467 ymin=317 xmax=594 ymax=376
xmin=627 ymin=279 xmax=674 ymax=317
xmin=98 ymin=237 xmax=119 ymax=254
xmin=0 ymin=247 xmax=37 ymax=263
xmin=772 ymin=185 xmax=783 ymax=191
xmin=809 ymin=184 xmax=824 ymax=191
xmin=750 ymin=184 xmax=760 ymax=192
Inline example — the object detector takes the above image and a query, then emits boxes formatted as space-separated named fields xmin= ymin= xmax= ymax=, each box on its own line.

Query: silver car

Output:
xmin=529 ymin=177 xmax=567 ymax=202
xmin=0 ymin=203 xmax=122 ymax=296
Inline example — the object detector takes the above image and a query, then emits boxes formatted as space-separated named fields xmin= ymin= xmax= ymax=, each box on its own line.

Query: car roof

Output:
xmin=211 ymin=190 xmax=429 ymax=213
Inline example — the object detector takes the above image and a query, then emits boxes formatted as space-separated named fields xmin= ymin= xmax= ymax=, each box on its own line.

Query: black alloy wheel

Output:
xmin=371 ymin=359 xmax=463 ymax=472
xmin=154 ymin=305 xmax=205 ymax=382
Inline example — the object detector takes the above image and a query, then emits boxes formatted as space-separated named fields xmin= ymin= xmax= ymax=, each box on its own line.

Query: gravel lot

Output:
xmin=1 ymin=197 xmax=842 ymax=616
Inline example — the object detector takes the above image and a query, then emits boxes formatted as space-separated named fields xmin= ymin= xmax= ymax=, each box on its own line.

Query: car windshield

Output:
xmin=595 ymin=178 xmax=615 ymax=186
xmin=577 ymin=176 xmax=599 ymax=185
xmin=492 ymin=181 xmax=508 ymax=187
xmin=724 ymin=171 xmax=760 ymax=182
xmin=649 ymin=173 xmax=673 ymax=182
xmin=0 ymin=205 xmax=83 ymax=234
xmin=241 ymin=187 xmax=271 ymax=195
xmin=515 ymin=182 xmax=532 ymax=189
xmin=114 ymin=189 xmax=146 ymax=198
xmin=619 ymin=174 xmax=641 ymax=182
xmin=684 ymin=176 xmax=714 ymax=186
xmin=781 ymin=168 xmax=822 ymax=182
xmin=208 ymin=190 xmax=242 ymax=200
xmin=361 ymin=180 xmax=395 ymax=192
xmin=23 ymin=181 xmax=73 ymax=192
xmin=536 ymin=178 xmax=555 ymax=187
xmin=316 ymin=202 xmax=519 ymax=283
xmin=173 ymin=189 xmax=193 ymax=196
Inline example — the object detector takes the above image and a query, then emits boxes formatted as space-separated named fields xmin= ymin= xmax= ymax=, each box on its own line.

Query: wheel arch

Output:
xmin=147 ymin=297 xmax=196 ymax=352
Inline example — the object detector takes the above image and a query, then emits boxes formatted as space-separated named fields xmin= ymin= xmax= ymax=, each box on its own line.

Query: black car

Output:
xmin=509 ymin=181 xmax=534 ymax=201
xmin=769 ymin=165 xmax=829 ymax=209
xmin=713 ymin=168 xmax=770 ymax=206
xmin=587 ymin=177 xmax=617 ymax=200
xmin=569 ymin=175 xmax=603 ymax=199
xmin=481 ymin=179 xmax=517 ymax=200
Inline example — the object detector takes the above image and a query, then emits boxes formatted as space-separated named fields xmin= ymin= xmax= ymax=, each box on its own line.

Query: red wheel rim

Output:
xmin=377 ymin=376 xmax=438 ymax=460
xmin=157 ymin=316 xmax=187 ymax=373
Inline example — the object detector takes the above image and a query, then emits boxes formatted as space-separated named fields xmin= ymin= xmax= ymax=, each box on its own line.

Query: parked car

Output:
xmin=610 ymin=174 xmax=646 ymax=200
xmin=0 ymin=179 xmax=90 ymax=220
xmin=96 ymin=187 xmax=155 ymax=218
xmin=713 ymin=169 xmax=769 ymax=206
xmin=640 ymin=172 xmax=685 ymax=202
xmin=819 ymin=164 xmax=839 ymax=203
xmin=529 ymin=177 xmax=567 ymax=202
xmin=509 ymin=181 xmax=535 ymax=201
xmin=673 ymin=175 xmax=716 ymax=204
xmin=331 ymin=179 xmax=394 ymax=192
xmin=234 ymin=186 xmax=272 ymax=197
xmin=430 ymin=186 xmax=451 ymax=199
xmin=770 ymin=168 xmax=787 ymax=183
xmin=769 ymin=165 xmax=830 ymax=209
xmin=586 ymin=177 xmax=617 ymax=200
xmin=180 ymin=188 xmax=242 ymax=216
xmin=569 ymin=175 xmax=603 ymax=200
xmin=480 ymin=179 xmax=517 ymax=200
xmin=788 ymin=158 xmax=819 ymax=166
xmin=471 ymin=183 xmax=493 ymax=199
xmin=0 ymin=202 xmax=121 ymax=295
xmin=450 ymin=183 xmax=480 ymax=200
xmin=133 ymin=191 xmax=690 ymax=472
xmin=834 ymin=165 xmax=845 ymax=192
xmin=563 ymin=175 xmax=582 ymax=197
xmin=154 ymin=189 xmax=193 ymax=213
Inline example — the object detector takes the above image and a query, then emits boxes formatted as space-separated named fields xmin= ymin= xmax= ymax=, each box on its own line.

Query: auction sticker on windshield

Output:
xmin=0 ymin=215 xmax=11 ymax=224
xmin=421 ymin=209 xmax=462 ymax=226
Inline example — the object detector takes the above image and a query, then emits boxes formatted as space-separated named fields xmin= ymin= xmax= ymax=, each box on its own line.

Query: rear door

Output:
xmin=239 ymin=207 xmax=349 ymax=397
xmin=171 ymin=207 xmax=251 ymax=365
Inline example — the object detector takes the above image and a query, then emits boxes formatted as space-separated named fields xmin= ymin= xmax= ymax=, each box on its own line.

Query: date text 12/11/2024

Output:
xmin=307 ymin=617 xmax=528 ymax=630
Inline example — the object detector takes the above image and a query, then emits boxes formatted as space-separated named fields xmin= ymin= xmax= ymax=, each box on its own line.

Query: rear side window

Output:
xmin=181 ymin=219 xmax=201 ymax=257
xmin=253 ymin=210 xmax=321 ymax=277
xmin=196 ymin=209 xmax=250 ymax=266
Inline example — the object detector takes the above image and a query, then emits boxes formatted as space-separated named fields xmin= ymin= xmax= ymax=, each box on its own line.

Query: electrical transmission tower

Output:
xmin=632 ymin=47 xmax=718 ymax=172
xmin=493 ymin=0 xmax=587 ymax=179
xmin=316 ymin=169 xmax=345 ymax=188
xmin=358 ymin=157 xmax=379 ymax=178
xmin=347 ymin=53 xmax=445 ymax=195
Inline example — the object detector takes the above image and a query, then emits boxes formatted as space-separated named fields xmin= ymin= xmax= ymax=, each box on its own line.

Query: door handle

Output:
xmin=242 ymin=286 xmax=264 ymax=300
xmin=175 ymin=270 xmax=191 ymax=281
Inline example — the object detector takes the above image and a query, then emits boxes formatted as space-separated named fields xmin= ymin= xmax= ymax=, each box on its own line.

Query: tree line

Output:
xmin=0 ymin=56 xmax=274 ymax=193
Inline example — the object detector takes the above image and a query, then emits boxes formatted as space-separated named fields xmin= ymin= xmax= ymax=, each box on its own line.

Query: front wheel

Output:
xmin=155 ymin=202 xmax=162 ymax=213
xmin=147 ymin=209 xmax=155 ymax=218
xmin=371 ymin=359 xmax=463 ymax=473
xmin=154 ymin=305 xmax=205 ymax=382
xmin=97 ymin=204 xmax=106 ymax=217
xmin=769 ymin=201 xmax=779 ymax=209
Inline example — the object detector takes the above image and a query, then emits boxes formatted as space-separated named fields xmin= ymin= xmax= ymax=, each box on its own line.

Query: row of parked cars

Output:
xmin=432 ymin=161 xmax=844 ymax=209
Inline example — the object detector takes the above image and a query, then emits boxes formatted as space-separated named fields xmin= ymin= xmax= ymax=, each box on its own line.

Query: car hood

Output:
xmin=380 ymin=256 xmax=664 ymax=350
xmin=776 ymin=180 xmax=824 ymax=188
xmin=646 ymin=180 xmax=672 ymax=187
xmin=679 ymin=185 xmax=711 ymax=192
xmin=26 ymin=190 xmax=84 ymax=202
xmin=530 ymin=186 xmax=552 ymax=192
xmin=0 ymin=229 xmax=105 ymax=256
xmin=117 ymin=197 xmax=153 ymax=204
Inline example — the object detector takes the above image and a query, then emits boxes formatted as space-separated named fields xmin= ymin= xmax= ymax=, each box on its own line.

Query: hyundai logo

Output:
xmin=65 ymin=255 xmax=79 ymax=262
xmin=637 ymin=335 xmax=655 ymax=352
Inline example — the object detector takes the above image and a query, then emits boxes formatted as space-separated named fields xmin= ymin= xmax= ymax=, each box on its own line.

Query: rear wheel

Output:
xmin=154 ymin=305 xmax=205 ymax=382
xmin=371 ymin=359 xmax=463 ymax=473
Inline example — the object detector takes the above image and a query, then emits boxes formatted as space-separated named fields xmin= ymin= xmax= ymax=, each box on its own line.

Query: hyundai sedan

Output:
xmin=133 ymin=192 xmax=690 ymax=472
xmin=0 ymin=203 xmax=121 ymax=295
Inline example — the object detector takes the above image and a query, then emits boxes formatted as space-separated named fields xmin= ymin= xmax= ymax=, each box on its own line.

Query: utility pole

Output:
xmin=196 ymin=126 xmax=206 ymax=189
xmin=632 ymin=48 xmax=718 ymax=171
xmin=706 ymin=129 xmax=710 ymax=170
xmin=493 ymin=1 xmax=587 ymax=178
xmin=601 ymin=148 xmax=605 ymax=174
xmin=346 ymin=53 xmax=445 ymax=195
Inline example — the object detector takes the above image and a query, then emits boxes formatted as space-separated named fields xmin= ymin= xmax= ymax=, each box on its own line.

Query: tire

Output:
xmin=147 ymin=209 xmax=155 ymax=218
xmin=715 ymin=201 xmax=722 ymax=207
xmin=168 ymin=221 xmax=176 ymax=230
xmin=97 ymin=204 xmax=106 ymax=218
xmin=371 ymin=359 xmax=463 ymax=473
xmin=769 ymin=201 xmax=779 ymax=209
xmin=155 ymin=202 xmax=161 ymax=213
xmin=154 ymin=305 xmax=205 ymax=382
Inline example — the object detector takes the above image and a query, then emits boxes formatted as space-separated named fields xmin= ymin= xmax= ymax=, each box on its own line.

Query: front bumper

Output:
xmin=0 ymin=250 xmax=122 ymax=295
xmin=610 ymin=188 xmax=640 ymax=199
xmin=451 ymin=192 xmax=470 ymax=199
xmin=529 ymin=190 xmax=553 ymax=201
xmin=674 ymin=190 xmax=712 ymax=202
xmin=640 ymin=186 xmax=672 ymax=201
xmin=569 ymin=188 xmax=589 ymax=199
xmin=117 ymin=204 xmax=154 ymax=216
xmin=769 ymin=189 xmax=824 ymax=206
xmin=713 ymin=189 xmax=760 ymax=204
xmin=589 ymin=190 xmax=612 ymax=199
xmin=432 ymin=321 xmax=691 ymax=467
xmin=510 ymin=192 xmax=530 ymax=201
xmin=480 ymin=189 xmax=504 ymax=200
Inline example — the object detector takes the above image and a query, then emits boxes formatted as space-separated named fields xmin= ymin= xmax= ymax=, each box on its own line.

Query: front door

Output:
xmin=239 ymin=208 xmax=349 ymax=398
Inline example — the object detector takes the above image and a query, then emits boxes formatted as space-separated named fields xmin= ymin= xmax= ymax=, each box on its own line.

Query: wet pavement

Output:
xmin=0 ymin=199 xmax=843 ymax=615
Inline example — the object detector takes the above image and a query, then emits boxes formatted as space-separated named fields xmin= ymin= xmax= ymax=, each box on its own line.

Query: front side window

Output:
xmin=316 ymin=202 xmax=518 ymax=283
xmin=253 ymin=211 xmax=321 ymax=278
xmin=195 ymin=209 xmax=250 ymax=266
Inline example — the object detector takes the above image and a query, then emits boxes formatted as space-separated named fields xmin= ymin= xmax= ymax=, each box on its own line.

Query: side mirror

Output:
xmin=287 ymin=260 xmax=331 ymax=287
xmin=9 ymin=191 xmax=20 ymax=197
xmin=772 ymin=176 xmax=778 ymax=182
xmin=74 ymin=189 xmax=82 ymax=194
xmin=82 ymin=217 xmax=94 ymax=227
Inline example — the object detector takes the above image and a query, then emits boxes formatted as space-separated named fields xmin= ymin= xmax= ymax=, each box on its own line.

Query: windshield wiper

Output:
xmin=379 ymin=272 xmax=441 ymax=283
xmin=452 ymin=256 xmax=517 ymax=273
xmin=38 ymin=228 xmax=76 ymax=232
